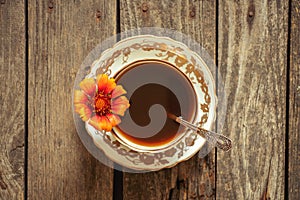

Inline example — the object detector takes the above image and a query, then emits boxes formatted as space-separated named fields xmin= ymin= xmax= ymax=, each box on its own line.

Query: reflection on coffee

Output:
xmin=113 ymin=60 xmax=196 ymax=148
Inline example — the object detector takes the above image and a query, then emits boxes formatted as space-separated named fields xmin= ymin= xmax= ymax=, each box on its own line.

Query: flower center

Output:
xmin=94 ymin=93 xmax=111 ymax=116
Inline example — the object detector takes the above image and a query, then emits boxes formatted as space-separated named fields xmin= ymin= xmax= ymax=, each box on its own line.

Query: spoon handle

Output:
xmin=197 ymin=128 xmax=232 ymax=152
xmin=177 ymin=117 xmax=232 ymax=152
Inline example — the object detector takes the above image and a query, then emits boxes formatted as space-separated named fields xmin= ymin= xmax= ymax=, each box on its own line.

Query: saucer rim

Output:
xmin=83 ymin=34 xmax=217 ymax=171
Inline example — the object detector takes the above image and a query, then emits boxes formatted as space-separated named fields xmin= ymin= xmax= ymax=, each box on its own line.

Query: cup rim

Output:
xmin=111 ymin=59 xmax=198 ymax=153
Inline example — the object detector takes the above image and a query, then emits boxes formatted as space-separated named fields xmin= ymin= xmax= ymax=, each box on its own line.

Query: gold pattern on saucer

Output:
xmin=100 ymin=130 xmax=197 ymax=166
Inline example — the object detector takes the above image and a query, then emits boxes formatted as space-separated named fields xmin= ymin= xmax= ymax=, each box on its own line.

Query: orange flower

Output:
xmin=74 ymin=74 xmax=130 ymax=131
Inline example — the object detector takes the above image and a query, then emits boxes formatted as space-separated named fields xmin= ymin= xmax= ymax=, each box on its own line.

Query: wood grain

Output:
xmin=0 ymin=1 xmax=25 ymax=199
xmin=217 ymin=0 xmax=288 ymax=199
xmin=120 ymin=0 xmax=216 ymax=199
xmin=289 ymin=0 xmax=300 ymax=199
xmin=28 ymin=0 xmax=116 ymax=199
xmin=0 ymin=0 xmax=294 ymax=199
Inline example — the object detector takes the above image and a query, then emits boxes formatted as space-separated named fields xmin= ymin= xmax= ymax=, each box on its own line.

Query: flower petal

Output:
xmin=106 ymin=113 xmax=121 ymax=126
xmin=74 ymin=103 xmax=92 ymax=122
xmin=111 ymin=96 xmax=130 ymax=116
xmin=74 ymin=90 xmax=88 ymax=104
xmin=112 ymin=85 xmax=127 ymax=99
xmin=74 ymin=103 xmax=85 ymax=113
xmin=112 ymin=96 xmax=130 ymax=107
xmin=97 ymin=74 xmax=108 ymax=92
xmin=79 ymin=78 xmax=96 ymax=97
xmin=89 ymin=115 xmax=112 ymax=131
xmin=104 ymin=78 xmax=116 ymax=94
xmin=112 ymin=104 xmax=129 ymax=116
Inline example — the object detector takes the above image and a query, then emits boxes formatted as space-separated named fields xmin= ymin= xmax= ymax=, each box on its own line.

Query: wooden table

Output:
xmin=1 ymin=0 xmax=299 ymax=199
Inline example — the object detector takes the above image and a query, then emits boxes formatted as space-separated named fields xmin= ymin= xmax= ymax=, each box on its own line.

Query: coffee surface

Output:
xmin=114 ymin=60 xmax=196 ymax=147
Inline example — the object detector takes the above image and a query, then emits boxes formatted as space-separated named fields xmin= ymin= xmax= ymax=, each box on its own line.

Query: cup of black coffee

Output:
xmin=112 ymin=59 xmax=198 ymax=152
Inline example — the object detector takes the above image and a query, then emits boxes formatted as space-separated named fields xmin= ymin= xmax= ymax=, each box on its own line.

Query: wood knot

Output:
xmin=141 ymin=2 xmax=148 ymax=12
xmin=48 ymin=0 xmax=54 ymax=12
xmin=96 ymin=10 xmax=101 ymax=22
xmin=247 ymin=4 xmax=255 ymax=32
xmin=190 ymin=6 xmax=196 ymax=18
xmin=247 ymin=4 xmax=255 ymax=23
xmin=248 ymin=11 xmax=254 ymax=18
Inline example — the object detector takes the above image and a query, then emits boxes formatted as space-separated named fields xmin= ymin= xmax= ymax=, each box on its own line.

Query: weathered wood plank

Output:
xmin=0 ymin=1 xmax=25 ymax=199
xmin=217 ymin=0 xmax=288 ymax=199
xmin=28 ymin=1 xmax=116 ymax=199
xmin=120 ymin=0 xmax=216 ymax=199
xmin=289 ymin=0 xmax=300 ymax=199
